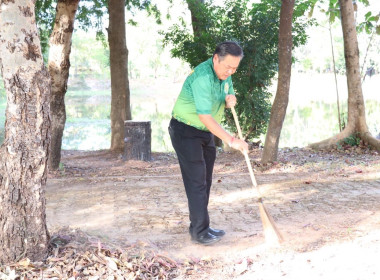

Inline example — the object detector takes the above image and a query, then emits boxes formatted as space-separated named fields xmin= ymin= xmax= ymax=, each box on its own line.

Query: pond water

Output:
xmin=0 ymin=73 xmax=379 ymax=151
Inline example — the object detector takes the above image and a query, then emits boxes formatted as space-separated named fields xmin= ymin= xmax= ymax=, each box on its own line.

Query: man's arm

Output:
xmin=198 ymin=114 xmax=248 ymax=152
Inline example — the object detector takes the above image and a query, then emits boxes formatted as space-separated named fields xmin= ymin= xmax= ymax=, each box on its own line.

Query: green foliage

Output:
xmin=35 ymin=0 xmax=161 ymax=59
xmin=163 ymin=0 xmax=310 ymax=140
xmin=35 ymin=0 xmax=108 ymax=60
xmin=327 ymin=0 xmax=340 ymax=23
xmin=357 ymin=11 xmax=380 ymax=34
xmin=302 ymin=58 xmax=313 ymax=71
xmin=70 ymin=31 xmax=110 ymax=79
xmin=317 ymin=0 xmax=380 ymax=36
xmin=35 ymin=0 xmax=56 ymax=61
xmin=342 ymin=133 xmax=361 ymax=147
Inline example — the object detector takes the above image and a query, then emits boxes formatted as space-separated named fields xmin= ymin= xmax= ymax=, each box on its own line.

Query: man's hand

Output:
xmin=229 ymin=137 xmax=249 ymax=153
xmin=225 ymin=94 xmax=236 ymax=108
xmin=198 ymin=114 xmax=248 ymax=153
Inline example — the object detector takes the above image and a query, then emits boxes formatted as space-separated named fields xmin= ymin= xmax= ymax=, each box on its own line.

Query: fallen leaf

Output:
xmin=105 ymin=256 xmax=118 ymax=271
xmin=17 ymin=258 xmax=31 ymax=267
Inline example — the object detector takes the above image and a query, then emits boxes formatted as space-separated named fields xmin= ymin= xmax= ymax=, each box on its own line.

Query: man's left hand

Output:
xmin=225 ymin=95 xmax=236 ymax=108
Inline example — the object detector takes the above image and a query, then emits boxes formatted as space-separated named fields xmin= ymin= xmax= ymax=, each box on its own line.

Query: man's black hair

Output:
xmin=213 ymin=41 xmax=244 ymax=60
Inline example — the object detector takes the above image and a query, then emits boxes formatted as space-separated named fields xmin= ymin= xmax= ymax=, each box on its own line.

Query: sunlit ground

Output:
xmin=232 ymin=228 xmax=380 ymax=279
xmin=45 ymin=148 xmax=380 ymax=279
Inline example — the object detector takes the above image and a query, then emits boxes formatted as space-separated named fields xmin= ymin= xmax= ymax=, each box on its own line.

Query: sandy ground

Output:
xmin=46 ymin=147 xmax=380 ymax=279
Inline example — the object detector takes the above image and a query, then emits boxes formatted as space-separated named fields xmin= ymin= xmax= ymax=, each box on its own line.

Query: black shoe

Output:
xmin=192 ymin=232 xmax=221 ymax=245
xmin=209 ymin=227 xmax=225 ymax=237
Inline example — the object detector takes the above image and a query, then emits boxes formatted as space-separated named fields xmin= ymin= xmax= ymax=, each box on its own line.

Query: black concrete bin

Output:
xmin=123 ymin=121 xmax=151 ymax=161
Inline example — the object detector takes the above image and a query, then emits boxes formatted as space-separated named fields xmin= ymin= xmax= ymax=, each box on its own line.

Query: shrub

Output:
xmin=163 ymin=0 xmax=310 ymax=140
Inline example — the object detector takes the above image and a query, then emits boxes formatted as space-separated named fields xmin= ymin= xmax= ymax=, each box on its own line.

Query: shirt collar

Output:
xmin=209 ymin=57 xmax=224 ymax=82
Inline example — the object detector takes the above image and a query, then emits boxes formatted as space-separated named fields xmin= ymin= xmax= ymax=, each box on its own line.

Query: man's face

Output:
xmin=213 ymin=54 xmax=241 ymax=80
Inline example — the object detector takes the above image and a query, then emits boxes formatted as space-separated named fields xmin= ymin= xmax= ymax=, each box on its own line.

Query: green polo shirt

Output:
xmin=172 ymin=58 xmax=235 ymax=131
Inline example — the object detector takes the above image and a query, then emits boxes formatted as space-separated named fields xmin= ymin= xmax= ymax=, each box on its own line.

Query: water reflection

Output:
xmin=63 ymin=94 xmax=112 ymax=150
xmin=280 ymin=100 xmax=379 ymax=147
xmin=62 ymin=97 xmax=380 ymax=151
xmin=0 ymin=78 xmax=379 ymax=151
xmin=63 ymin=121 xmax=111 ymax=150
xmin=280 ymin=101 xmax=343 ymax=148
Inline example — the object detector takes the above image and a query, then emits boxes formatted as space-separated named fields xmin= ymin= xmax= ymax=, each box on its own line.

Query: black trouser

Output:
xmin=168 ymin=118 xmax=216 ymax=238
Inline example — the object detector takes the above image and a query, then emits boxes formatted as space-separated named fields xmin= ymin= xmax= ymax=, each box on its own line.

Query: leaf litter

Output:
xmin=0 ymin=228 xmax=215 ymax=280
xmin=6 ymin=146 xmax=379 ymax=279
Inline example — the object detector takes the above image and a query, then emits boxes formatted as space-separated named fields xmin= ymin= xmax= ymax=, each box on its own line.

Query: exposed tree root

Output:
xmin=308 ymin=127 xmax=353 ymax=150
xmin=308 ymin=127 xmax=380 ymax=152
xmin=361 ymin=132 xmax=380 ymax=151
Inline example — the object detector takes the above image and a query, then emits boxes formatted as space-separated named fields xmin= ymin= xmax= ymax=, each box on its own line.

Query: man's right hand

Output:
xmin=230 ymin=137 xmax=249 ymax=153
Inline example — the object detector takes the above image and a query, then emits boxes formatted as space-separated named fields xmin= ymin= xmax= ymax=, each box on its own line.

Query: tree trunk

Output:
xmin=309 ymin=0 xmax=380 ymax=151
xmin=262 ymin=0 xmax=295 ymax=163
xmin=48 ymin=0 xmax=80 ymax=170
xmin=123 ymin=121 xmax=151 ymax=161
xmin=0 ymin=0 xmax=50 ymax=262
xmin=186 ymin=0 xmax=205 ymax=39
xmin=108 ymin=0 xmax=131 ymax=152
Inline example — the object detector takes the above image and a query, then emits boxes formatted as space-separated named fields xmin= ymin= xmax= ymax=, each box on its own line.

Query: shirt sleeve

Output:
xmin=191 ymin=75 xmax=213 ymax=115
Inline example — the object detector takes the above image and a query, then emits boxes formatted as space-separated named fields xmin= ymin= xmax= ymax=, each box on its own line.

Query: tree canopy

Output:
xmin=35 ymin=0 xmax=161 ymax=59
xmin=164 ymin=0 xmax=312 ymax=140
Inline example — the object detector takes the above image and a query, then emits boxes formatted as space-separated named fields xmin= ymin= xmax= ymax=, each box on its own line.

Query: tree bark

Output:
xmin=108 ymin=0 xmax=131 ymax=152
xmin=48 ymin=0 xmax=80 ymax=170
xmin=309 ymin=0 xmax=380 ymax=151
xmin=186 ymin=0 xmax=205 ymax=39
xmin=0 ymin=0 xmax=50 ymax=262
xmin=262 ymin=0 xmax=295 ymax=163
xmin=123 ymin=121 xmax=151 ymax=161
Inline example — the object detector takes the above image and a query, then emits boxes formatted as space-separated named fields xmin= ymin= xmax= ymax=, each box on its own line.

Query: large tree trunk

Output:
xmin=309 ymin=0 xmax=380 ymax=151
xmin=0 ymin=0 xmax=50 ymax=262
xmin=186 ymin=0 xmax=205 ymax=38
xmin=108 ymin=0 xmax=131 ymax=152
xmin=262 ymin=0 xmax=295 ymax=163
xmin=48 ymin=0 xmax=80 ymax=170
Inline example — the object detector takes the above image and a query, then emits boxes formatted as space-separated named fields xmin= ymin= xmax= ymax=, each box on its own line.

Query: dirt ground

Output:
xmin=46 ymin=147 xmax=380 ymax=279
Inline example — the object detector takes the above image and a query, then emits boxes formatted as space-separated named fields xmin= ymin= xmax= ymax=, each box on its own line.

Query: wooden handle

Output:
xmin=231 ymin=108 xmax=283 ymax=244
xmin=231 ymin=107 xmax=258 ymax=189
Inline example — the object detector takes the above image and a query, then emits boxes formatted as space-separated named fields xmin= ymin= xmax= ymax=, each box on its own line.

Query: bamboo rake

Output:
xmin=231 ymin=107 xmax=283 ymax=245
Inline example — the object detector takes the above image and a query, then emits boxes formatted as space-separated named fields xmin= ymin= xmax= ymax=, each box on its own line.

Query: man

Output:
xmin=169 ymin=41 xmax=248 ymax=245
